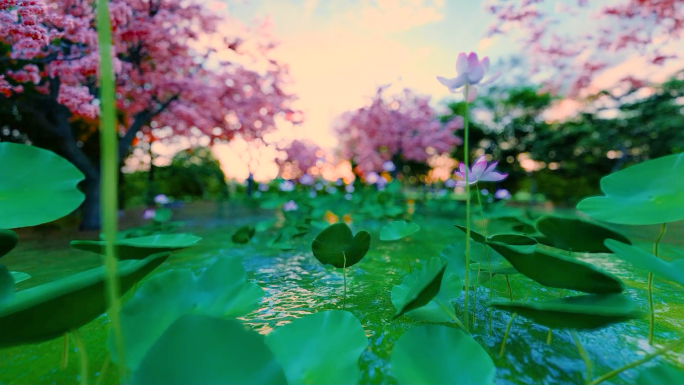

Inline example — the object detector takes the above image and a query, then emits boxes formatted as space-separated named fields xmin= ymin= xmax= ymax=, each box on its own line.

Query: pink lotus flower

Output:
xmin=455 ymin=156 xmax=507 ymax=186
xmin=283 ymin=200 xmax=298 ymax=212
xmin=143 ymin=209 xmax=155 ymax=220
xmin=437 ymin=52 xmax=501 ymax=102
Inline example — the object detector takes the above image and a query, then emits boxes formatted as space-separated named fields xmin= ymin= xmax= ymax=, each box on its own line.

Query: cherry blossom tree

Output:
xmin=486 ymin=0 xmax=684 ymax=96
xmin=335 ymin=85 xmax=463 ymax=178
xmin=277 ymin=139 xmax=322 ymax=178
xmin=0 ymin=0 xmax=296 ymax=229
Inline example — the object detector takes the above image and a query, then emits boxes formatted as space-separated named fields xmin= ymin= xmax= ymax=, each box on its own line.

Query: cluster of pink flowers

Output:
xmin=1 ymin=0 xmax=297 ymax=144
xmin=278 ymin=139 xmax=322 ymax=175
xmin=336 ymin=86 xmax=463 ymax=176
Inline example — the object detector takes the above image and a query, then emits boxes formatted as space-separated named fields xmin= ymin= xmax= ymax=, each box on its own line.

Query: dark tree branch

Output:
xmin=117 ymin=94 xmax=180 ymax=160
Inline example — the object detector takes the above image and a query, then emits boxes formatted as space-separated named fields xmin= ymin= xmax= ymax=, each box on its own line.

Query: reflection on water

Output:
xmin=0 ymin=213 xmax=683 ymax=385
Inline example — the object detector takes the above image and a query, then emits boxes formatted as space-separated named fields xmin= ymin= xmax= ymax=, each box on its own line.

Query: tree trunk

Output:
xmin=80 ymin=176 xmax=102 ymax=231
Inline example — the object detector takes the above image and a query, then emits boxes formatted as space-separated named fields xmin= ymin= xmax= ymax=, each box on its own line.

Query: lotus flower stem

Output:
xmin=647 ymin=223 xmax=667 ymax=345
xmin=342 ymin=252 xmax=347 ymax=310
xmin=505 ymin=275 xmax=512 ymax=301
xmin=61 ymin=333 xmax=69 ymax=369
xmin=463 ymin=85 xmax=471 ymax=332
xmin=475 ymin=184 xmax=494 ymax=336
xmin=436 ymin=300 xmax=468 ymax=334
xmin=403 ymin=239 xmax=412 ymax=273
xmin=547 ymin=289 xmax=565 ymax=345
xmin=571 ymin=330 xmax=592 ymax=381
xmin=499 ymin=289 xmax=531 ymax=357
xmin=70 ymin=329 xmax=89 ymax=385
xmin=95 ymin=356 xmax=110 ymax=385
xmin=96 ymin=0 xmax=124 ymax=378
xmin=587 ymin=335 xmax=684 ymax=385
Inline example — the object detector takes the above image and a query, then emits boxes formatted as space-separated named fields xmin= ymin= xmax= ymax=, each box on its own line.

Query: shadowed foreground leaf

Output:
xmin=232 ymin=226 xmax=256 ymax=244
xmin=311 ymin=223 xmax=370 ymax=268
xmin=489 ymin=294 xmax=641 ymax=330
xmin=390 ymin=325 xmax=495 ymax=385
xmin=605 ymin=239 xmax=684 ymax=286
xmin=392 ymin=257 xmax=448 ymax=320
xmin=265 ymin=310 xmax=368 ymax=385
xmin=535 ymin=215 xmax=631 ymax=253
xmin=0 ymin=230 xmax=18 ymax=259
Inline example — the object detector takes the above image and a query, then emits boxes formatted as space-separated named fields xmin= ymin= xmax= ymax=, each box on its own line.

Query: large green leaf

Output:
xmin=9 ymin=271 xmax=30 ymax=284
xmin=439 ymin=242 xmax=503 ymax=286
xmin=390 ymin=325 xmax=495 ymax=385
xmin=131 ymin=314 xmax=286 ymax=385
xmin=231 ymin=226 xmax=255 ymax=244
xmin=380 ymin=221 xmax=420 ymax=241
xmin=0 ymin=252 xmax=168 ymax=347
xmin=0 ymin=142 xmax=85 ymax=229
xmin=111 ymin=256 xmax=264 ymax=371
xmin=455 ymin=225 xmax=536 ymax=253
xmin=535 ymin=215 xmax=631 ymax=253
xmin=0 ymin=265 xmax=14 ymax=307
xmin=605 ymin=239 xmax=684 ymax=286
xmin=264 ymin=310 xmax=368 ymax=385
xmin=0 ymin=230 xmax=18 ymax=259
xmin=636 ymin=364 xmax=684 ymax=385
xmin=489 ymin=294 xmax=642 ymax=330
xmin=488 ymin=242 xmax=624 ymax=294
xmin=577 ymin=153 xmax=684 ymax=225
xmin=391 ymin=257 xmax=462 ymax=322
xmin=70 ymin=234 xmax=201 ymax=260
xmin=311 ymin=223 xmax=371 ymax=268
xmin=392 ymin=258 xmax=448 ymax=320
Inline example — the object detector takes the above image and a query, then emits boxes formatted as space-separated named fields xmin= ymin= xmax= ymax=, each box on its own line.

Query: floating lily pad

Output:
xmin=311 ymin=223 xmax=371 ymax=268
xmin=380 ymin=221 xmax=420 ymax=241
xmin=392 ymin=257 xmax=448 ymax=320
xmin=232 ymin=226 xmax=256 ymax=244
xmin=0 ymin=252 xmax=168 ymax=347
xmin=264 ymin=310 xmax=368 ymax=385
xmin=577 ymin=153 xmax=684 ymax=225
xmin=605 ymin=239 xmax=684 ymax=286
xmin=0 ymin=142 xmax=85 ymax=229
xmin=488 ymin=242 xmax=624 ymax=294
xmin=390 ymin=325 xmax=495 ymax=385
xmin=535 ymin=215 xmax=631 ymax=253
xmin=132 ymin=314 xmax=286 ymax=385
xmin=111 ymin=256 xmax=264 ymax=371
xmin=489 ymin=294 xmax=642 ymax=330
xmin=0 ymin=265 xmax=13 ymax=307
xmin=0 ymin=230 xmax=18 ymax=259
xmin=10 ymin=271 xmax=30 ymax=284
xmin=636 ymin=363 xmax=684 ymax=385
xmin=392 ymin=257 xmax=462 ymax=322
xmin=455 ymin=225 xmax=536 ymax=252
xmin=70 ymin=234 xmax=201 ymax=260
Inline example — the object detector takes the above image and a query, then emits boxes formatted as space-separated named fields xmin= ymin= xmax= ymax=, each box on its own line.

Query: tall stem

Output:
xmin=648 ymin=223 xmax=667 ymax=345
xmin=587 ymin=336 xmax=684 ymax=385
xmin=96 ymin=0 xmax=124 ymax=378
xmin=61 ymin=333 xmax=69 ymax=369
xmin=436 ymin=300 xmax=469 ymax=334
xmin=463 ymin=84 xmax=471 ymax=331
xmin=571 ymin=330 xmax=593 ymax=382
xmin=547 ymin=289 xmax=565 ymax=345
xmin=403 ymin=238 xmax=412 ymax=273
xmin=505 ymin=275 xmax=512 ymax=301
xmin=342 ymin=252 xmax=347 ymax=310
xmin=475 ymin=183 xmax=493 ymax=336
xmin=71 ymin=330 xmax=89 ymax=385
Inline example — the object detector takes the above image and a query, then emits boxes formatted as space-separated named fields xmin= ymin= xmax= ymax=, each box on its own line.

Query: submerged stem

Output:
xmin=505 ymin=275 xmax=512 ymax=301
xmin=95 ymin=356 xmax=110 ymax=385
xmin=648 ymin=223 xmax=667 ymax=345
xmin=571 ymin=330 xmax=593 ymax=382
xmin=499 ymin=289 xmax=531 ymax=357
xmin=463 ymin=84 xmax=471 ymax=332
xmin=587 ymin=336 xmax=684 ymax=385
xmin=61 ymin=332 xmax=69 ymax=369
xmin=547 ymin=289 xmax=565 ymax=345
xmin=71 ymin=329 xmax=89 ymax=385
xmin=436 ymin=300 xmax=468 ymax=334
xmin=342 ymin=252 xmax=347 ymax=310
xmin=403 ymin=239 xmax=412 ymax=273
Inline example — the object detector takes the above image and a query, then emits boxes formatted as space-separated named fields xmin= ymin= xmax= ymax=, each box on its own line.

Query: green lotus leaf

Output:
xmin=392 ymin=257 xmax=462 ymax=322
xmin=255 ymin=219 xmax=278 ymax=232
xmin=392 ymin=257 xmax=448 ymax=320
xmin=489 ymin=294 xmax=642 ymax=331
xmin=488 ymin=242 xmax=624 ymax=294
xmin=535 ymin=215 xmax=631 ymax=253
xmin=635 ymin=364 xmax=684 ymax=385
xmin=0 ymin=265 xmax=14 ymax=307
xmin=311 ymin=223 xmax=371 ymax=268
xmin=390 ymin=325 xmax=495 ymax=385
xmin=152 ymin=208 xmax=172 ymax=223
xmin=0 ymin=143 xmax=85 ymax=229
xmin=380 ymin=221 xmax=420 ymax=241
xmin=131 ymin=314 xmax=286 ymax=385
xmin=70 ymin=234 xmax=201 ymax=260
xmin=605 ymin=239 xmax=684 ymax=286
xmin=9 ymin=271 xmax=30 ymax=284
xmin=455 ymin=225 xmax=537 ymax=252
xmin=264 ymin=310 xmax=368 ymax=385
xmin=0 ymin=230 xmax=18 ymax=259
xmin=111 ymin=256 xmax=264 ymax=371
xmin=577 ymin=153 xmax=684 ymax=225
xmin=231 ymin=225 xmax=256 ymax=244
xmin=470 ymin=263 xmax=518 ymax=275
xmin=0 ymin=252 xmax=168 ymax=347
xmin=439 ymin=242 xmax=503 ymax=286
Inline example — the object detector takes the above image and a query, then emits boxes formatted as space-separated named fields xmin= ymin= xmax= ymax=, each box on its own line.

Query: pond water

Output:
xmin=1 ymin=204 xmax=683 ymax=384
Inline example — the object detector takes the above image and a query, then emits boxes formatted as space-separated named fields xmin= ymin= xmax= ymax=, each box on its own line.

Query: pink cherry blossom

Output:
xmin=454 ymin=156 xmax=508 ymax=186
xmin=278 ymin=139 xmax=321 ymax=176
xmin=437 ymin=52 xmax=501 ymax=102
